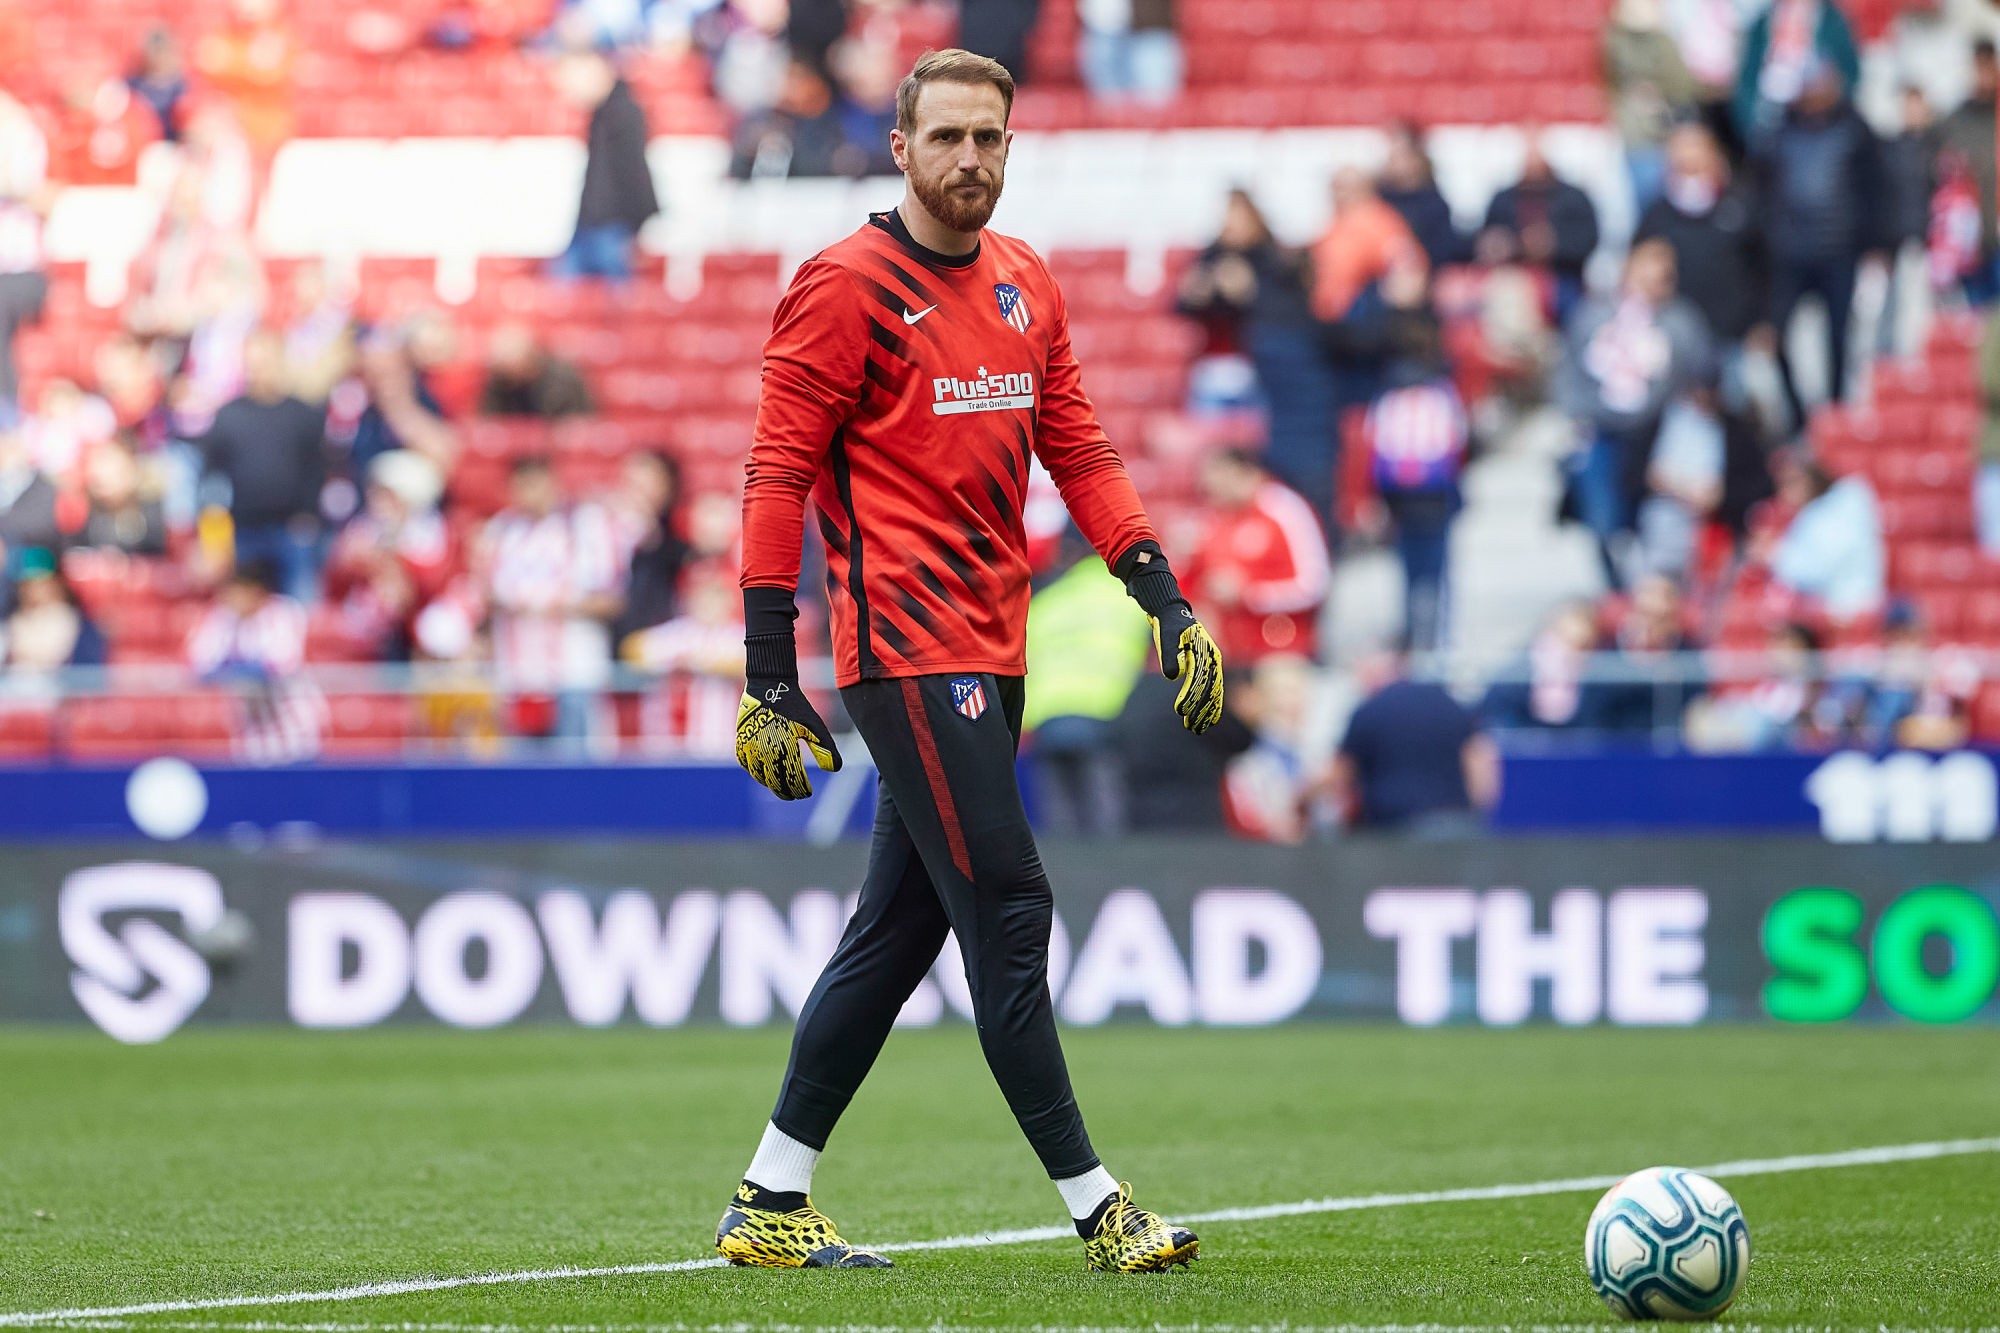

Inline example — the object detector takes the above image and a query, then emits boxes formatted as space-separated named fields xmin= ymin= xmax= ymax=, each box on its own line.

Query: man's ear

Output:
xmin=890 ymin=127 xmax=909 ymax=173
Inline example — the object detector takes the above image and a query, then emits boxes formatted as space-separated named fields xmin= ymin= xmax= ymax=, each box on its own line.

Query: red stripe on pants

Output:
xmin=900 ymin=677 xmax=973 ymax=881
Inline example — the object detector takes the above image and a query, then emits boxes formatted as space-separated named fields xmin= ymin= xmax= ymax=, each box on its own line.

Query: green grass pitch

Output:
xmin=3 ymin=1025 xmax=1998 ymax=1330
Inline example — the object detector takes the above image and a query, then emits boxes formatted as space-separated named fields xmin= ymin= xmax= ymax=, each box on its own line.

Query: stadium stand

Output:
xmin=3 ymin=0 xmax=1999 ymax=791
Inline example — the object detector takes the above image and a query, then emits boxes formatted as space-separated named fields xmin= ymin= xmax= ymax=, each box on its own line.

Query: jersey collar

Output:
xmin=870 ymin=209 xmax=981 ymax=270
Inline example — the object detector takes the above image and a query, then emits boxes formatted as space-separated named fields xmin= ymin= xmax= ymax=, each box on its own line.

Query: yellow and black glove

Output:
xmin=735 ymin=592 xmax=843 ymax=800
xmin=1117 ymin=541 xmax=1225 ymax=734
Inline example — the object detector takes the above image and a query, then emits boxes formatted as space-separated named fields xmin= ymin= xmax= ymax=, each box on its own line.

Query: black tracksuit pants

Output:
xmin=770 ymin=671 xmax=1099 ymax=1180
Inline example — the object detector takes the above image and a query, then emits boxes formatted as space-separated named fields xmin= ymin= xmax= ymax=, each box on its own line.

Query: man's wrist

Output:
xmin=744 ymin=633 xmax=799 ymax=681
xmin=1115 ymin=541 xmax=1191 ymax=621
xmin=743 ymin=584 xmax=800 ymax=639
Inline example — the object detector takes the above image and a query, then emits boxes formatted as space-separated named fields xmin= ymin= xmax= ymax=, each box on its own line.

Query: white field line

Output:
xmin=5 ymin=1136 xmax=1998 ymax=1330
xmin=23 ymin=1324 xmax=2000 ymax=1333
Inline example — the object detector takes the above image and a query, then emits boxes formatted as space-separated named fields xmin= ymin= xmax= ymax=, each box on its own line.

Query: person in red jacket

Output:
xmin=1183 ymin=447 xmax=1332 ymax=665
xmin=720 ymin=48 xmax=1221 ymax=1277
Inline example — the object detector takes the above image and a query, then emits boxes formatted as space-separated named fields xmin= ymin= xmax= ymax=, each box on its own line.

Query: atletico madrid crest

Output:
xmin=951 ymin=676 xmax=988 ymax=721
xmin=993 ymin=283 xmax=1033 ymax=335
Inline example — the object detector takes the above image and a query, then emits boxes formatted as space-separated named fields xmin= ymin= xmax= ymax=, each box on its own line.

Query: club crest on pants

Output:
xmin=951 ymin=676 xmax=987 ymax=721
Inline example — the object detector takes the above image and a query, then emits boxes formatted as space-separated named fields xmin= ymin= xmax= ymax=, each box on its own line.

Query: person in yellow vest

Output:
xmin=1022 ymin=530 xmax=1153 ymax=837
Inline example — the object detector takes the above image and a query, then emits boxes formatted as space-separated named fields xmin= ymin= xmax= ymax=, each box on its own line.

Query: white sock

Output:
xmin=744 ymin=1122 xmax=820 ymax=1195
xmin=1055 ymin=1165 xmax=1119 ymax=1222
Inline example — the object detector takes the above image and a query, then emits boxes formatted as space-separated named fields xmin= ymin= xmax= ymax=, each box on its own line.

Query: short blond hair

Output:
xmin=895 ymin=48 xmax=1016 ymax=138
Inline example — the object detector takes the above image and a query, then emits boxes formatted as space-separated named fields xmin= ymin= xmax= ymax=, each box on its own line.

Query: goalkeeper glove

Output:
xmin=1117 ymin=542 xmax=1225 ymax=734
xmin=735 ymin=593 xmax=843 ymax=801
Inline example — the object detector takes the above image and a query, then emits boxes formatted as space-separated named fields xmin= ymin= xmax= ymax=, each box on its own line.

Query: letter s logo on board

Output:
xmin=59 ymin=863 xmax=225 ymax=1044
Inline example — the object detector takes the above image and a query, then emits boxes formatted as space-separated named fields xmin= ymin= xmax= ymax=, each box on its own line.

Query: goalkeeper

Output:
xmin=721 ymin=48 xmax=1225 ymax=1275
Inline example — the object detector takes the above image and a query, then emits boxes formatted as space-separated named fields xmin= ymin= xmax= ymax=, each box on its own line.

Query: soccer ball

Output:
xmin=1584 ymin=1167 xmax=1750 ymax=1320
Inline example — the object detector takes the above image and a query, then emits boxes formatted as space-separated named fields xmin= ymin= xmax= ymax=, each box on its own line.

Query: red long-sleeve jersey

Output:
xmin=741 ymin=213 xmax=1157 ymax=686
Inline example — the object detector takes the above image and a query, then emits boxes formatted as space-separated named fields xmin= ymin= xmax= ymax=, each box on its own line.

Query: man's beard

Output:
xmin=910 ymin=167 xmax=1003 ymax=233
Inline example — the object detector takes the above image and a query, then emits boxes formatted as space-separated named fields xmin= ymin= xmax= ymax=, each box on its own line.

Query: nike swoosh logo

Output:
xmin=904 ymin=305 xmax=938 ymax=325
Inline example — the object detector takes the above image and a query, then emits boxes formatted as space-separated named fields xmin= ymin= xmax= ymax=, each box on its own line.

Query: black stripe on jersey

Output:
xmin=816 ymin=510 xmax=849 ymax=560
xmin=891 ymin=584 xmax=945 ymax=642
xmin=908 ymin=558 xmax=955 ymax=612
xmin=857 ymin=274 xmax=939 ymax=341
xmin=878 ymin=257 xmax=945 ymax=314
xmin=871 ymin=601 xmax=921 ymax=664
xmin=863 ymin=354 xmax=912 ymax=403
xmin=926 ymin=533 xmax=991 ymax=602
xmin=979 ymin=467 xmax=1014 ymax=531
xmin=827 ymin=429 xmax=878 ymax=676
xmin=1003 ymin=419 xmax=1030 ymax=486
xmin=867 ymin=317 xmax=915 ymax=363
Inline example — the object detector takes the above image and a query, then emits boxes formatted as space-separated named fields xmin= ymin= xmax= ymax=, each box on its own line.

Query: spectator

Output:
xmin=1635 ymin=387 xmax=1725 ymax=583
xmin=1664 ymin=0 xmax=1747 ymax=154
xmin=1183 ymin=447 xmax=1331 ymax=666
xmin=1556 ymin=238 xmax=1713 ymax=586
xmin=2 ymin=547 xmax=103 ymax=675
xmin=1730 ymin=0 xmax=1858 ymax=145
xmin=1767 ymin=458 xmax=1883 ymax=620
xmin=322 ymin=450 xmax=452 ymax=661
xmin=1078 ymin=0 xmax=1182 ymax=106
xmin=1021 ymin=530 xmax=1152 ymax=837
xmin=1684 ymin=619 xmax=1828 ymax=751
xmin=476 ymin=455 xmax=625 ymax=749
xmin=1175 ymin=188 xmax=1287 ymax=414
xmin=1109 ymin=668 xmax=1255 ymax=832
xmin=1603 ymin=0 xmax=1698 ymax=214
xmin=195 ymin=0 xmax=297 ymax=161
xmin=77 ymin=437 xmax=168 ymax=556
xmin=202 ymin=327 xmax=328 ymax=602
xmin=620 ymin=561 xmax=747 ymax=757
xmin=1479 ymin=134 xmax=1600 ymax=318
xmin=1482 ymin=599 xmax=1607 ymax=732
xmin=608 ymin=450 xmax=688 ymax=641
xmin=708 ymin=0 xmax=791 ymax=122
xmin=128 ymin=26 xmax=190 ymax=141
xmin=1754 ymin=61 xmax=1884 ymax=427
xmin=281 ymin=260 xmax=356 ymax=405
xmin=1878 ymin=86 xmax=1935 ymax=358
xmin=93 ymin=333 xmax=166 ymax=435
xmin=1361 ymin=278 xmax=1466 ymax=653
xmin=1936 ymin=39 xmax=2000 ymax=305
xmin=23 ymin=378 xmax=116 ymax=481
xmin=1222 ymin=654 xmax=1332 ymax=842
xmin=1979 ymin=302 xmax=2000 ymax=557
xmin=827 ymin=36 xmax=902 ymax=178
xmin=0 ymin=421 xmax=60 ymax=555
xmin=731 ymin=56 xmax=849 ymax=179
xmin=48 ymin=66 xmax=160 ymax=188
xmin=1334 ymin=646 xmax=1499 ymax=834
xmin=552 ymin=47 xmax=659 ymax=281
xmin=188 ymin=558 xmax=326 ymax=765
xmin=1845 ymin=601 xmax=1975 ymax=751
xmin=1311 ymin=166 xmax=1424 ymax=323
xmin=349 ymin=326 xmax=458 ymax=482
xmin=480 ymin=322 xmax=594 ymax=418
xmin=1594 ymin=573 xmax=1703 ymax=733
xmin=0 ymin=87 xmax=46 ymax=409
xmin=1377 ymin=122 xmax=1467 ymax=269
xmin=1635 ymin=122 xmax=1769 ymax=403
xmin=958 ymin=0 xmax=1041 ymax=83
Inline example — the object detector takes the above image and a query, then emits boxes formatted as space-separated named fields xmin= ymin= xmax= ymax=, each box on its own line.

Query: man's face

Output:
xmin=511 ymin=467 xmax=559 ymax=517
xmin=1627 ymin=244 xmax=1676 ymax=304
xmin=893 ymin=81 xmax=1010 ymax=234
xmin=243 ymin=333 xmax=287 ymax=397
xmin=1666 ymin=127 xmax=1717 ymax=184
xmin=1977 ymin=54 xmax=1999 ymax=99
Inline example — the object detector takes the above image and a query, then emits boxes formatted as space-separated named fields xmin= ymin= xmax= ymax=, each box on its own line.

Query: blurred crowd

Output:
xmin=0 ymin=0 xmax=1993 ymax=827
xmin=1014 ymin=0 xmax=2000 ymax=841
